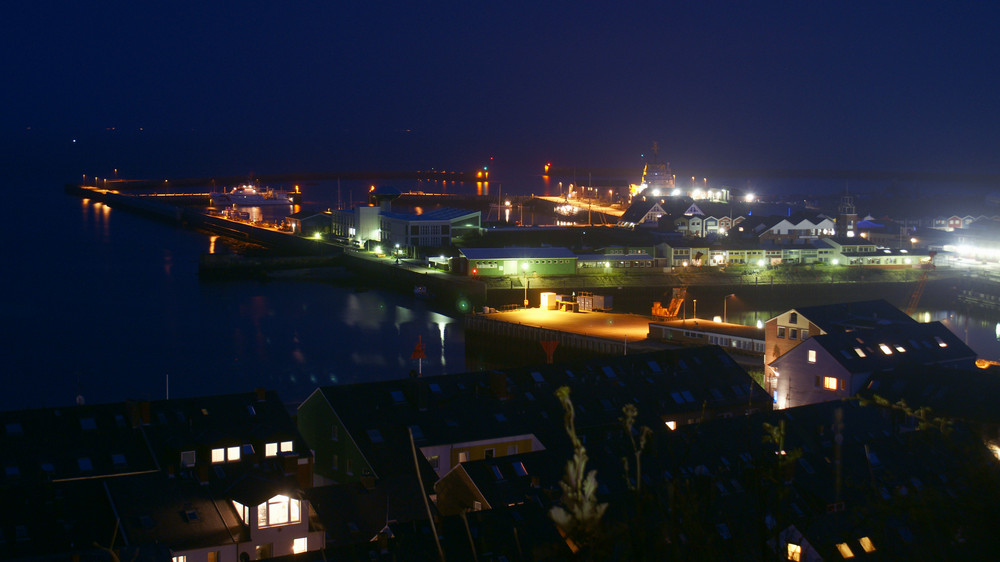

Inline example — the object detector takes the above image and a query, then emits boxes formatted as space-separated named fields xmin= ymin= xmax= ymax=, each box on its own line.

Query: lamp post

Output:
xmin=522 ymin=262 xmax=529 ymax=308
xmin=724 ymin=293 xmax=736 ymax=323
xmin=693 ymin=299 xmax=697 ymax=319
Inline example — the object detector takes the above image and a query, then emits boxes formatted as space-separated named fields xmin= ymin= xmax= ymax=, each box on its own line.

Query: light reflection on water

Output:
xmin=1 ymin=186 xmax=465 ymax=412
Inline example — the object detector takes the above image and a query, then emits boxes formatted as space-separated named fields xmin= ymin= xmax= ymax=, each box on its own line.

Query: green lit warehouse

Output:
xmin=459 ymin=247 xmax=578 ymax=277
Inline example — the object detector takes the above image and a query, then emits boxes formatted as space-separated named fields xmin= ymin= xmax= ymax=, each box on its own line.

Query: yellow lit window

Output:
xmin=854 ymin=347 xmax=866 ymax=358
xmin=878 ymin=343 xmax=892 ymax=355
xmin=787 ymin=543 xmax=802 ymax=561
xmin=808 ymin=350 xmax=817 ymax=363
xmin=211 ymin=448 xmax=225 ymax=463
xmin=265 ymin=443 xmax=278 ymax=457
xmin=836 ymin=542 xmax=855 ymax=558
xmin=293 ymin=537 xmax=308 ymax=554
xmin=227 ymin=446 xmax=240 ymax=461
xmin=172 ymin=557 xmax=187 ymax=562
xmin=257 ymin=494 xmax=301 ymax=528
xmin=824 ymin=377 xmax=838 ymax=391
xmin=280 ymin=440 xmax=294 ymax=452
xmin=665 ymin=420 xmax=677 ymax=430
xmin=859 ymin=537 xmax=876 ymax=553
xmin=232 ymin=500 xmax=249 ymax=525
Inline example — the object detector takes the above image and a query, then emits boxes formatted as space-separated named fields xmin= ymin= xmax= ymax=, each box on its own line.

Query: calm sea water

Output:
xmin=5 ymin=175 xmax=999 ymax=412
xmin=2 ymin=183 xmax=465 ymax=412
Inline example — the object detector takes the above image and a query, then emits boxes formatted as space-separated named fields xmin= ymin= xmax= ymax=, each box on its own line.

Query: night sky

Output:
xmin=3 ymin=1 xmax=999 ymax=183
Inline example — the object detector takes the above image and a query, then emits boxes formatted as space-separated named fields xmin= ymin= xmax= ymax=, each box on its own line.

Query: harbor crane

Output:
xmin=905 ymin=251 xmax=936 ymax=316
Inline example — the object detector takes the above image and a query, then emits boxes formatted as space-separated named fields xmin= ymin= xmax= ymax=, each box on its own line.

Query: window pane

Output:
xmin=212 ymin=448 xmax=225 ymax=463
xmin=280 ymin=440 xmax=294 ymax=452
xmin=265 ymin=443 xmax=278 ymax=457
xmin=269 ymin=495 xmax=290 ymax=525
xmin=227 ymin=446 xmax=240 ymax=461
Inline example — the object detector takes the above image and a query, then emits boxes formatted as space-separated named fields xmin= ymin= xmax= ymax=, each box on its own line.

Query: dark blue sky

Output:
xmin=3 ymin=1 xmax=999 ymax=183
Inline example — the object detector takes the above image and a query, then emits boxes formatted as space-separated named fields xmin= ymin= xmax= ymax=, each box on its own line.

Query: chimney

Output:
xmin=127 ymin=400 xmax=141 ymax=428
xmin=490 ymin=371 xmax=509 ymax=401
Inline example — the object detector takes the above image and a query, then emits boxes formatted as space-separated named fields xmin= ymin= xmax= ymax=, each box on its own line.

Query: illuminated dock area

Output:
xmin=466 ymin=307 xmax=766 ymax=369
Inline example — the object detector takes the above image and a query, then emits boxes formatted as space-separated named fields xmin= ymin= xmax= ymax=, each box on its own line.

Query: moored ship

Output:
xmin=209 ymin=184 xmax=296 ymax=206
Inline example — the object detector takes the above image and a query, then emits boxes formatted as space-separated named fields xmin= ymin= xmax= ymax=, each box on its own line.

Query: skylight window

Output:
xmin=895 ymin=345 xmax=906 ymax=352
xmin=513 ymin=462 xmax=528 ymax=477
xmin=934 ymin=336 xmax=948 ymax=348
xmin=878 ymin=344 xmax=893 ymax=355
xmin=836 ymin=543 xmax=855 ymax=558
xmin=390 ymin=390 xmax=406 ymax=404
xmin=429 ymin=383 xmax=442 ymax=394
xmin=859 ymin=537 xmax=876 ymax=553
xmin=531 ymin=371 xmax=545 ymax=383
xmin=854 ymin=347 xmax=867 ymax=358
xmin=80 ymin=417 xmax=97 ymax=430
xmin=367 ymin=429 xmax=384 ymax=443
xmin=681 ymin=391 xmax=695 ymax=403
xmin=647 ymin=360 xmax=662 ymax=372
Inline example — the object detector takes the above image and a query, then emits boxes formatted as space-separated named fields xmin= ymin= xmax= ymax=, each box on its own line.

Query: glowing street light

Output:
xmin=522 ymin=261 xmax=529 ymax=308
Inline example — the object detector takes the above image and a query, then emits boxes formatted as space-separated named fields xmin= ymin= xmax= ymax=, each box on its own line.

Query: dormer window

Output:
xmin=257 ymin=494 xmax=301 ymax=528
xmin=280 ymin=440 xmax=293 ymax=453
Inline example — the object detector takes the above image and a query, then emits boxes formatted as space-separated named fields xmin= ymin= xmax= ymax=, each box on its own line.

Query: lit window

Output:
xmin=859 ymin=537 xmax=876 ymax=553
xmin=824 ymin=377 xmax=838 ymax=391
xmin=172 ymin=557 xmax=187 ymax=562
xmin=895 ymin=345 xmax=906 ymax=353
xmin=836 ymin=542 xmax=855 ymax=558
xmin=787 ymin=543 xmax=802 ymax=561
xmin=212 ymin=448 xmax=225 ymax=463
xmin=265 ymin=443 xmax=278 ymax=457
xmin=227 ymin=446 xmax=240 ymax=462
xmin=258 ymin=495 xmax=301 ymax=528
xmin=280 ymin=440 xmax=293 ymax=453
xmin=665 ymin=420 xmax=677 ymax=430
xmin=458 ymin=451 xmax=469 ymax=463
xmin=293 ymin=537 xmax=308 ymax=554
xmin=878 ymin=344 xmax=893 ymax=355
xmin=854 ymin=347 xmax=866 ymax=358
xmin=808 ymin=350 xmax=817 ymax=363
xmin=934 ymin=336 xmax=948 ymax=348
xmin=232 ymin=500 xmax=249 ymax=524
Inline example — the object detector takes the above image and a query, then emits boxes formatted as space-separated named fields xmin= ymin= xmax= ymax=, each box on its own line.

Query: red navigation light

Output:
xmin=472 ymin=268 xmax=478 ymax=275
